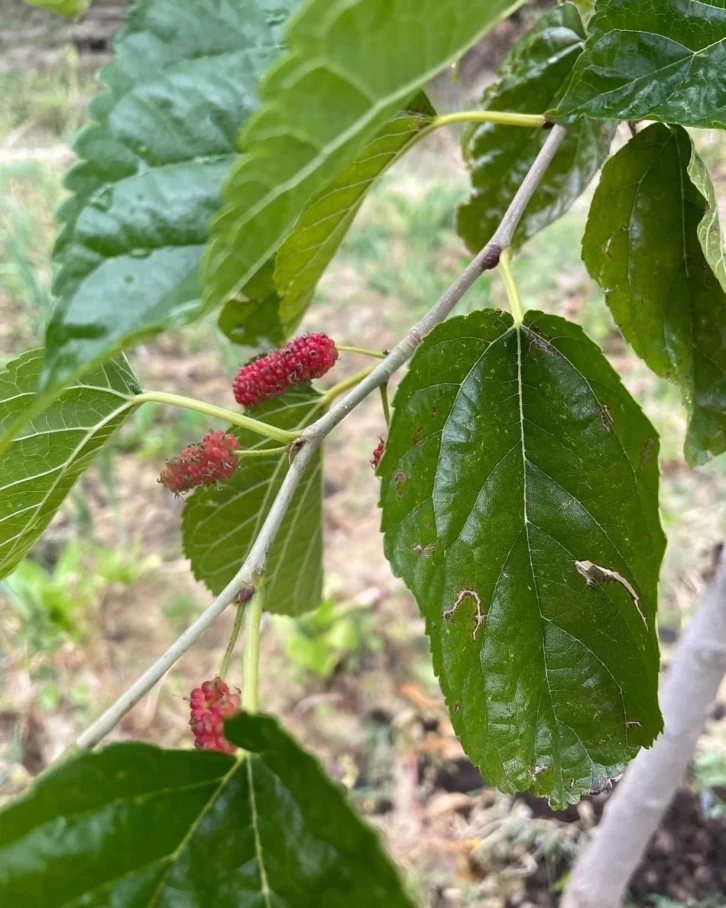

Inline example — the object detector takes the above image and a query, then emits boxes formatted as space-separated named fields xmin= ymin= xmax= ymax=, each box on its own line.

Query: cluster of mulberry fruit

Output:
xmin=189 ymin=677 xmax=241 ymax=754
xmin=233 ymin=333 xmax=338 ymax=409
xmin=159 ymin=431 xmax=239 ymax=495
xmin=157 ymin=334 xmax=389 ymax=503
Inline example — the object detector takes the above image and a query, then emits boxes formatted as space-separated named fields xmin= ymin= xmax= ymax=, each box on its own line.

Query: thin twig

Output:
xmin=130 ymin=390 xmax=298 ymax=443
xmin=243 ymin=581 xmax=265 ymax=714
xmin=337 ymin=345 xmax=386 ymax=359
xmin=219 ymin=601 xmax=246 ymax=680
xmin=74 ymin=124 xmax=567 ymax=751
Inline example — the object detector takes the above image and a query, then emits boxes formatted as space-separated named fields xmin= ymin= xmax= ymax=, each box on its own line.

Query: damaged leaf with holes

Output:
xmin=379 ymin=309 xmax=665 ymax=807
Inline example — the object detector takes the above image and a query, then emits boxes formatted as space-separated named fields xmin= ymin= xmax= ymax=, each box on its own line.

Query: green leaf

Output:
xmin=0 ymin=712 xmax=412 ymax=906
xmin=41 ymin=0 xmax=299 ymax=393
xmin=457 ymin=4 xmax=614 ymax=253
xmin=379 ymin=309 xmax=664 ymax=808
xmin=274 ymin=92 xmax=436 ymax=323
xmin=183 ymin=388 xmax=323 ymax=615
xmin=572 ymin=0 xmax=595 ymax=24
xmin=222 ymin=93 xmax=436 ymax=340
xmin=23 ymin=0 xmax=90 ymax=16
xmin=552 ymin=0 xmax=726 ymax=128
xmin=204 ymin=0 xmax=522 ymax=308
xmin=218 ymin=293 xmax=295 ymax=349
xmin=582 ymin=124 xmax=726 ymax=466
xmin=0 ymin=351 xmax=138 ymax=580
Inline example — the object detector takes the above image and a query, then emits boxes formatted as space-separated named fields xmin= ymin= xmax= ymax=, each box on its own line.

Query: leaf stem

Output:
xmin=337 ymin=345 xmax=386 ymax=360
xmin=243 ymin=580 xmax=265 ymax=713
xmin=500 ymin=249 xmax=525 ymax=325
xmin=380 ymin=383 xmax=391 ymax=427
xmin=131 ymin=390 xmax=298 ymax=444
xmin=235 ymin=445 xmax=289 ymax=459
xmin=318 ymin=364 xmax=377 ymax=407
xmin=219 ymin=599 xmax=247 ymax=680
xmin=433 ymin=110 xmax=546 ymax=130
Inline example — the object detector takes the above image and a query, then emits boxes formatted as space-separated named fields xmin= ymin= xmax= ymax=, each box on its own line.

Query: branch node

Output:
xmin=408 ymin=326 xmax=424 ymax=349
xmin=287 ymin=436 xmax=307 ymax=464
xmin=480 ymin=244 xmax=502 ymax=271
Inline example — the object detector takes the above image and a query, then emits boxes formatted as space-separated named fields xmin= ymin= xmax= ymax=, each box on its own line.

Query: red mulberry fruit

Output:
xmin=189 ymin=676 xmax=241 ymax=754
xmin=371 ymin=437 xmax=386 ymax=471
xmin=233 ymin=334 xmax=338 ymax=408
xmin=159 ymin=431 xmax=239 ymax=495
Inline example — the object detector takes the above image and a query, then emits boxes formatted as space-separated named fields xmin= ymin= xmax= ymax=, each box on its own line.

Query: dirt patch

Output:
xmin=518 ymin=787 xmax=726 ymax=906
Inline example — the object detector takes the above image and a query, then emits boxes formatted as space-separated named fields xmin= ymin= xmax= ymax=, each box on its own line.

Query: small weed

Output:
xmin=274 ymin=599 xmax=379 ymax=679
xmin=164 ymin=594 xmax=202 ymax=634
xmin=0 ymin=542 xmax=159 ymax=652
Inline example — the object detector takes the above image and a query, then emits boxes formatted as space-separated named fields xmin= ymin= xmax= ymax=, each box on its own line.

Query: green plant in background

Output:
xmin=691 ymin=751 xmax=726 ymax=818
xmin=0 ymin=163 xmax=61 ymax=345
xmin=0 ymin=48 xmax=88 ymax=140
xmin=1 ymin=0 xmax=726 ymax=903
xmin=276 ymin=599 xmax=378 ymax=679
xmin=643 ymin=899 xmax=726 ymax=908
xmin=0 ymin=542 xmax=159 ymax=651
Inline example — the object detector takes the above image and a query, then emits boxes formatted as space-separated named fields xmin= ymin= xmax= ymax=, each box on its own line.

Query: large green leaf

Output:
xmin=203 ymin=0 xmax=522 ymax=308
xmin=0 ymin=712 xmax=412 ymax=906
xmin=552 ymin=0 xmax=726 ymax=128
xmin=457 ymin=3 xmax=613 ymax=254
xmin=582 ymin=124 xmax=726 ymax=466
xmin=183 ymin=388 xmax=323 ymax=615
xmin=274 ymin=92 xmax=436 ymax=322
xmin=41 ymin=0 xmax=298 ymax=393
xmin=379 ymin=309 xmax=664 ymax=807
xmin=0 ymin=351 xmax=138 ymax=579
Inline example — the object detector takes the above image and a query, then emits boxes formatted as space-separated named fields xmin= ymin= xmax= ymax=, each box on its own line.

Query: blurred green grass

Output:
xmin=0 ymin=48 xmax=93 ymax=141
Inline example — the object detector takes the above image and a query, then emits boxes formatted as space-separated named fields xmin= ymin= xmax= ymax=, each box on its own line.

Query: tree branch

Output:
xmin=561 ymin=546 xmax=726 ymax=908
xmin=74 ymin=124 xmax=567 ymax=752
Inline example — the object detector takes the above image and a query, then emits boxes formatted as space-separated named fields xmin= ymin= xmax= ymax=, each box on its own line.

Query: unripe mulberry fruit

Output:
xmin=159 ymin=431 xmax=239 ymax=495
xmin=233 ymin=334 xmax=338 ymax=408
xmin=189 ymin=676 xmax=241 ymax=754
xmin=371 ymin=437 xmax=386 ymax=471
